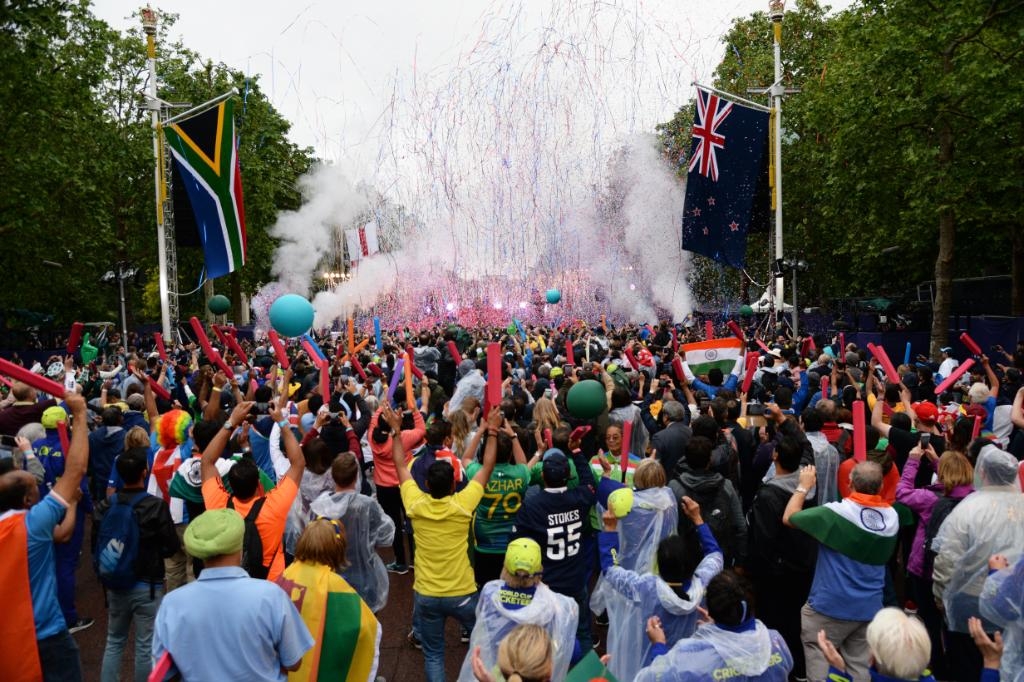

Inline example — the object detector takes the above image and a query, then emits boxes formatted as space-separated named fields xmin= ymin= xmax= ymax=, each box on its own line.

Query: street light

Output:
xmin=101 ymin=261 xmax=138 ymax=344
xmin=773 ymin=257 xmax=808 ymax=338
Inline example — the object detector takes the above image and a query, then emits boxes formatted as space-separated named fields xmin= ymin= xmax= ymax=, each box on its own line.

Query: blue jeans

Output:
xmin=414 ymin=591 xmax=478 ymax=682
xmin=101 ymin=585 xmax=163 ymax=682
xmin=38 ymin=629 xmax=82 ymax=682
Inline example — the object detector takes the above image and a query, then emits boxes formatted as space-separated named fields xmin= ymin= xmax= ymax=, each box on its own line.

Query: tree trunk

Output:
xmin=203 ymin=279 xmax=216 ymax=324
xmin=930 ymin=52 xmax=956 ymax=360
xmin=1012 ymin=223 xmax=1024 ymax=316
xmin=230 ymin=271 xmax=242 ymax=323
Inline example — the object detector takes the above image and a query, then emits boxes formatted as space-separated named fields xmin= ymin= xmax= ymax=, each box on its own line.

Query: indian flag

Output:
xmin=790 ymin=497 xmax=899 ymax=565
xmin=681 ymin=338 xmax=744 ymax=376
xmin=0 ymin=511 xmax=43 ymax=681
xmin=277 ymin=560 xmax=381 ymax=682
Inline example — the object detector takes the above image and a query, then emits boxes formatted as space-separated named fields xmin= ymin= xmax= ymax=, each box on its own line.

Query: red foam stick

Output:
xmin=56 ymin=421 xmax=70 ymax=455
xmin=839 ymin=333 xmax=846 ymax=356
xmin=624 ymin=347 xmax=639 ymax=371
xmin=672 ymin=356 xmax=686 ymax=384
xmin=446 ymin=340 xmax=463 ymax=365
xmin=727 ymin=320 xmax=745 ymax=341
xmin=565 ymin=338 xmax=575 ymax=366
xmin=0 ymin=357 xmax=65 ymax=398
xmin=543 ymin=428 xmax=553 ymax=450
xmin=807 ymin=336 xmax=817 ymax=351
xmin=268 ymin=330 xmax=290 ymax=370
xmin=741 ymin=352 xmax=759 ymax=394
xmin=222 ymin=329 xmax=249 ymax=366
xmin=319 ymin=360 xmax=331 ymax=403
xmin=960 ymin=333 xmax=982 ymax=356
xmin=211 ymin=324 xmax=230 ymax=348
xmin=868 ymin=343 xmax=900 ymax=384
xmin=66 ymin=322 xmax=84 ymax=355
xmin=487 ymin=342 xmax=503 ymax=409
xmin=971 ymin=415 xmax=983 ymax=440
xmin=820 ymin=376 xmax=829 ymax=398
xmin=853 ymin=400 xmax=867 ymax=462
xmin=0 ymin=375 xmax=12 ymax=388
xmin=934 ymin=358 xmax=975 ymax=395
xmin=300 ymin=336 xmax=321 ymax=363
xmin=404 ymin=345 xmax=425 ymax=380
xmin=153 ymin=333 xmax=168 ymax=361
xmin=350 ymin=354 xmax=368 ymax=381
xmin=620 ymin=420 xmax=633 ymax=481
xmin=755 ymin=338 xmax=770 ymax=352
xmin=147 ymin=374 xmax=171 ymax=401
xmin=149 ymin=652 xmax=174 ymax=682
xmin=671 ymin=327 xmax=678 ymax=352
xmin=705 ymin=320 xmax=714 ymax=340
xmin=189 ymin=317 xmax=233 ymax=377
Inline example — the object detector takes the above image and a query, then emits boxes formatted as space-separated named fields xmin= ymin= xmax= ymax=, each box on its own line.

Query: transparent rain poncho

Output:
xmin=980 ymin=552 xmax=1024 ymax=681
xmin=932 ymin=445 xmax=1024 ymax=634
xmin=308 ymin=490 xmax=396 ymax=613
xmin=457 ymin=580 xmax=579 ymax=682
xmin=634 ymin=621 xmax=793 ymax=682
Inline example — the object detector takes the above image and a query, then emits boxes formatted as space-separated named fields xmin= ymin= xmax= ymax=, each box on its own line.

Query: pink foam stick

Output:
xmin=565 ymin=338 xmax=575 ymax=366
xmin=934 ymin=358 xmax=975 ymax=395
xmin=404 ymin=345 xmax=424 ymax=380
xmin=971 ymin=415 xmax=983 ymax=440
xmin=620 ymin=420 xmax=633 ymax=480
xmin=66 ymin=322 xmax=84 ymax=355
xmin=671 ymin=327 xmax=678 ymax=352
xmin=350 ymin=354 xmax=368 ymax=381
xmin=153 ymin=333 xmax=168 ymax=361
xmin=446 ymin=340 xmax=463 ymax=365
xmin=741 ymin=353 xmax=759 ymax=394
xmin=147 ymin=375 xmax=171 ymax=401
xmin=960 ymin=333 xmax=982 ymax=356
xmin=0 ymin=357 xmax=65 ymax=398
xmin=705 ymin=320 xmax=714 ymax=340
xmin=319 ymin=360 xmax=331 ymax=403
xmin=672 ymin=356 xmax=686 ymax=384
xmin=853 ymin=400 xmax=867 ymax=462
xmin=727 ymin=320 xmax=745 ymax=341
xmin=487 ymin=342 xmax=503 ymax=409
xmin=56 ymin=421 xmax=70 ymax=455
xmin=149 ymin=651 xmax=174 ymax=682
xmin=267 ymin=330 xmax=290 ymax=369
xmin=868 ymin=343 xmax=900 ymax=384
xmin=820 ymin=376 xmax=829 ymax=398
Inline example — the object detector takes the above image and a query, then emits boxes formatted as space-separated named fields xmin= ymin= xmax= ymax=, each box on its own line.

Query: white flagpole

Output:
xmin=770 ymin=1 xmax=786 ymax=310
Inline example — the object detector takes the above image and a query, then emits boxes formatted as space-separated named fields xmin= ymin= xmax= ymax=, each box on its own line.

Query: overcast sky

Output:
xmin=93 ymin=0 xmax=851 ymax=169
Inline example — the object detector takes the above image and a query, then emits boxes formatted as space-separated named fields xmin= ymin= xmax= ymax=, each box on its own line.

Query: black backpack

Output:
xmin=922 ymin=495 xmax=961 ymax=576
xmin=673 ymin=480 xmax=738 ymax=565
xmin=227 ymin=496 xmax=271 ymax=579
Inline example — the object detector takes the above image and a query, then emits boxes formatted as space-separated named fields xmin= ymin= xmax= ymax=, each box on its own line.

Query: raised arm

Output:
xmin=870 ymin=390 xmax=891 ymax=438
xmin=981 ymin=355 xmax=1000 ymax=398
xmin=472 ymin=407 xmax=503 ymax=486
xmin=382 ymin=404 xmax=413 ymax=486
xmin=269 ymin=405 xmax=305 ymax=485
xmin=52 ymin=393 xmax=89 ymax=502
xmin=205 ymin=371 xmax=228 ymax=422
xmin=200 ymin=401 xmax=254 ymax=483
xmin=782 ymin=465 xmax=816 ymax=528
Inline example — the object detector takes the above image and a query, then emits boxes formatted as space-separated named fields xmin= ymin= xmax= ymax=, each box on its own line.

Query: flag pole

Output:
xmin=769 ymin=1 xmax=786 ymax=316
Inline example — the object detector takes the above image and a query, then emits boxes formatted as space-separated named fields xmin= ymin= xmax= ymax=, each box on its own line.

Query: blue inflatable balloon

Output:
xmin=545 ymin=288 xmax=561 ymax=304
xmin=269 ymin=294 xmax=315 ymax=338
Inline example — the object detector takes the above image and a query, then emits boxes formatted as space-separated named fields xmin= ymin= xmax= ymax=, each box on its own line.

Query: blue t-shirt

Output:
xmin=807 ymin=545 xmax=885 ymax=621
xmin=23 ymin=494 xmax=68 ymax=639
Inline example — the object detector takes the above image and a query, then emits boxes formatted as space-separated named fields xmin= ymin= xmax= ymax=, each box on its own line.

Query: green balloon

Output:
xmin=566 ymin=379 xmax=607 ymax=419
xmin=739 ymin=304 xmax=754 ymax=318
xmin=208 ymin=294 xmax=231 ymax=315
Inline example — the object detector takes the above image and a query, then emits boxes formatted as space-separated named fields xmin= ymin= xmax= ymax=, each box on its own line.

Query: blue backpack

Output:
xmin=94 ymin=491 xmax=148 ymax=590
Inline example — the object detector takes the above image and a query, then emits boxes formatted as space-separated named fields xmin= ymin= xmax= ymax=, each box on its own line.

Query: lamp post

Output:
xmin=773 ymin=257 xmax=808 ymax=338
xmin=101 ymin=262 xmax=138 ymax=344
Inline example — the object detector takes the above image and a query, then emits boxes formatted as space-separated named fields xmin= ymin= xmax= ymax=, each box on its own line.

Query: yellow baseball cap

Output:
xmin=504 ymin=538 xmax=543 ymax=575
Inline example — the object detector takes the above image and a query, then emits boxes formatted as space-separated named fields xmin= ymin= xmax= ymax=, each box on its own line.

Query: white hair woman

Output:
xmin=818 ymin=607 xmax=932 ymax=682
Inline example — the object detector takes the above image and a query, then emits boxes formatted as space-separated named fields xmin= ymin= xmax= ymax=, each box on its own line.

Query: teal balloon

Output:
xmin=208 ymin=295 xmax=231 ymax=315
xmin=566 ymin=380 xmax=606 ymax=419
xmin=739 ymin=304 xmax=754 ymax=318
xmin=269 ymin=294 xmax=315 ymax=338
xmin=545 ymin=289 xmax=561 ymax=304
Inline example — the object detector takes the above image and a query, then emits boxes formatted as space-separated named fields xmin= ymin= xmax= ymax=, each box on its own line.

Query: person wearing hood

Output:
xmin=636 ymin=570 xmax=793 ymax=682
xmin=309 ymin=452 xmax=395 ymax=613
xmin=746 ymin=435 xmax=819 ymax=681
xmin=933 ymin=444 xmax=1024 ymax=682
xmin=597 ymin=494 xmax=724 ymax=682
xmin=895 ymin=444 xmax=974 ymax=678
xmin=979 ymin=553 xmax=1024 ymax=682
xmin=87 ymin=406 xmax=126 ymax=502
xmin=669 ymin=436 xmax=746 ymax=567
xmin=449 ymin=359 xmax=487 ymax=415
xmin=457 ymin=538 xmax=578 ymax=682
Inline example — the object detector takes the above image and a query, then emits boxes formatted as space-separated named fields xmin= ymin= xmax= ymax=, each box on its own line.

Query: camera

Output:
xmin=658 ymin=380 xmax=669 ymax=388
xmin=920 ymin=432 xmax=931 ymax=447
xmin=747 ymin=402 xmax=766 ymax=417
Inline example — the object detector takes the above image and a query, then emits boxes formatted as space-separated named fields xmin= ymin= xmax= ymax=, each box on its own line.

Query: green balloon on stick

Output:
xmin=566 ymin=380 xmax=606 ymax=419
xmin=208 ymin=295 xmax=231 ymax=316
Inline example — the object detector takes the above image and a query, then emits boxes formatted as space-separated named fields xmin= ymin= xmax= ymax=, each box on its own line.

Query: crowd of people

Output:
xmin=1 ymin=319 xmax=1023 ymax=682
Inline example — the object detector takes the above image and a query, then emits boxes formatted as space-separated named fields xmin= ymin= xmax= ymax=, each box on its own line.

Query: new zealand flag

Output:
xmin=681 ymin=87 xmax=770 ymax=268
